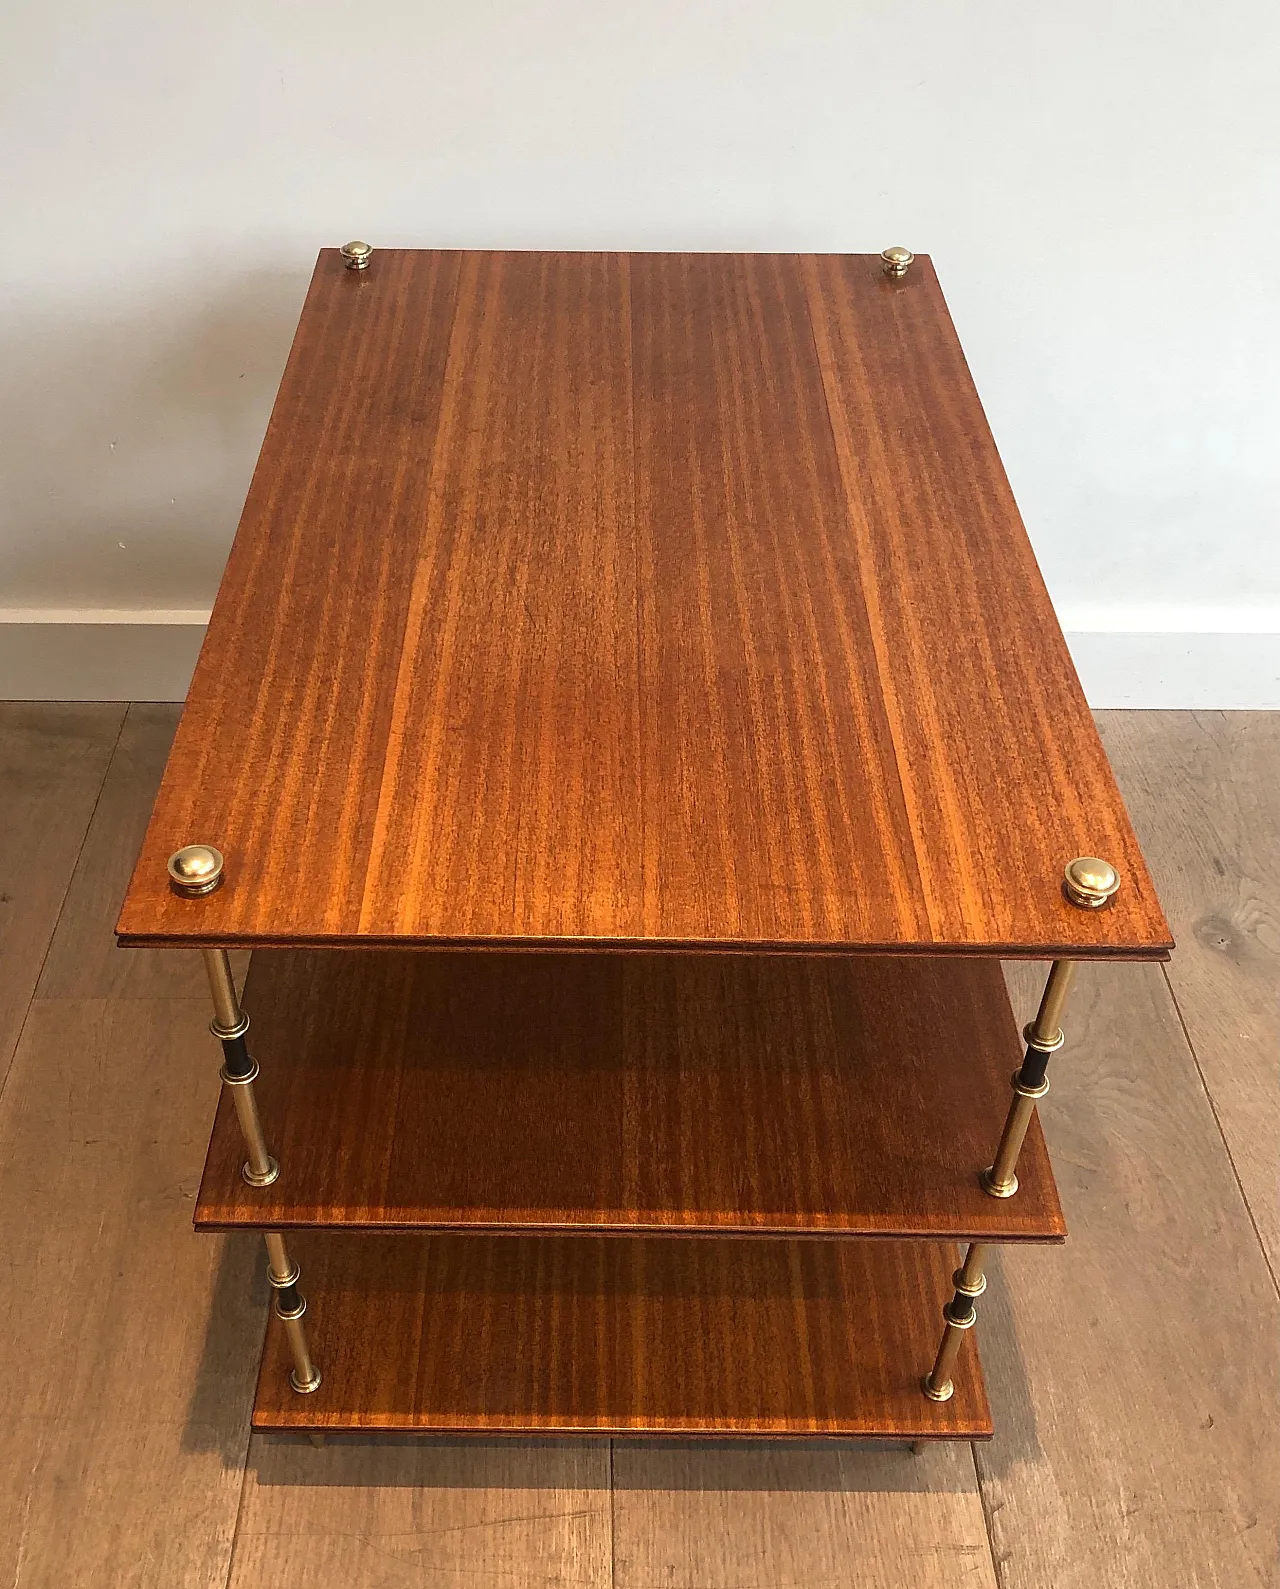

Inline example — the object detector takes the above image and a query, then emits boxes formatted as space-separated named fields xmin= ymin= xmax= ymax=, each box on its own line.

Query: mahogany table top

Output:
xmin=118 ymin=249 xmax=1170 ymax=955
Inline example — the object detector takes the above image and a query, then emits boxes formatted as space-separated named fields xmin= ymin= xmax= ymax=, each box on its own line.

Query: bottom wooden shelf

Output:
xmin=253 ymin=1234 xmax=991 ymax=1439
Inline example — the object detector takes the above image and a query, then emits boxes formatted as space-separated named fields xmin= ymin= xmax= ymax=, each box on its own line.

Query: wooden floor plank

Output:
xmin=612 ymin=1440 xmax=998 ymax=1587
xmin=0 ymin=702 xmax=123 ymax=1084
xmin=38 ymin=702 xmax=248 ymax=1000
xmin=1098 ymin=710 xmax=1280 ymax=1277
xmin=0 ymin=999 xmax=263 ymax=1589
xmin=226 ymin=1436 xmax=611 ymax=1589
xmin=975 ymin=960 xmax=1279 ymax=1588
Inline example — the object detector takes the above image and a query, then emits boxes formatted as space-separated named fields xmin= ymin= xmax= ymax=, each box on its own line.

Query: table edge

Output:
xmin=116 ymin=929 xmax=1172 ymax=959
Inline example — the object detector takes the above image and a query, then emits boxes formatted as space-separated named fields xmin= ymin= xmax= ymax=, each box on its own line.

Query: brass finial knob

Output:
xmin=340 ymin=240 xmax=373 ymax=271
xmin=1063 ymin=856 xmax=1120 ymax=910
xmin=168 ymin=845 xmax=225 ymax=898
xmin=881 ymin=246 xmax=914 ymax=279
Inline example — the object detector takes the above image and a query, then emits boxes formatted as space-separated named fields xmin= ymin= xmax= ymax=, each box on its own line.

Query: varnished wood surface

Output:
xmin=0 ymin=996 xmax=263 ymax=1589
xmin=1099 ymin=712 xmax=1280 ymax=1278
xmin=2 ymin=705 xmax=1273 ymax=1585
xmin=196 ymin=950 xmax=1064 ymax=1241
xmin=0 ymin=702 xmax=124 ymax=1084
xmin=233 ymin=1436 xmax=999 ymax=1589
xmin=117 ymin=250 xmax=1169 ymax=956
xmin=253 ymin=1234 xmax=991 ymax=1437
xmin=229 ymin=1440 xmax=613 ymax=1588
xmin=976 ymin=960 xmax=1280 ymax=1586
xmin=610 ymin=1442 xmax=999 ymax=1589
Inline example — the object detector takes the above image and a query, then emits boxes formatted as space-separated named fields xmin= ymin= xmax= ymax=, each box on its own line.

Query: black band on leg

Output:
xmin=220 ymin=1033 xmax=254 ymax=1080
xmin=945 ymin=1295 xmax=977 ymax=1327
xmin=1017 ymin=1042 xmax=1051 ymax=1090
xmin=274 ymin=1282 xmax=302 ymax=1316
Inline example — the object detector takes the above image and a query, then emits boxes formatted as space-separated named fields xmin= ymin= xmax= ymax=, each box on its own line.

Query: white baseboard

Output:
xmin=1 ymin=615 xmax=1279 ymax=709
xmin=0 ymin=617 xmax=207 ymax=701
xmin=1064 ymin=631 xmax=1280 ymax=709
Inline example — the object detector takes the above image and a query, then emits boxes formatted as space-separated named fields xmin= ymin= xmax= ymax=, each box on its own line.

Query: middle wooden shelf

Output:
xmin=196 ymin=950 xmax=1063 ymax=1242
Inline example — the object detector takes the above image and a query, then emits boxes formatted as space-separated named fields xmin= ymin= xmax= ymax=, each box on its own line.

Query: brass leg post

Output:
xmin=981 ymin=960 xmax=1076 ymax=1198
xmin=168 ymin=846 xmax=278 ymax=1187
xmin=168 ymin=846 xmax=320 ymax=1398
xmin=922 ymin=1243 xmax=987 ymax=1402
xmin=201 ymin=946 xmax=280 ymax=1188
xmin=265 ymin=1231 xmax=322 ymax=1394
xmin=980 ymin=856 xmax=1122 ymax=1198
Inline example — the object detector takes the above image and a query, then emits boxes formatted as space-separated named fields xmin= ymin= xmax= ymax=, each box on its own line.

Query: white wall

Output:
xmin=2 ymin=1 xmax=1278 ymax=701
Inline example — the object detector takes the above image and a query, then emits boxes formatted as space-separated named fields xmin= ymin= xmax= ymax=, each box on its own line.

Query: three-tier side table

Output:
xmin=117 ymin=246 xmax=1172 ymax=1441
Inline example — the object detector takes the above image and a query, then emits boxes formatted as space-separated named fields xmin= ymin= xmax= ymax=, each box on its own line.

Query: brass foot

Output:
xmin=980 ymin=1165 xmax=1018 ymax=1198
xmin=921 ymin=1374 xmax=954 ymax=1403
xmin=980 ymin=953 xmax=1078 ymax=1197
xmin=242 ymin=1155 xmax=281 ymax=1188
xmin=922 ymin=1244 xmax=986 ymax=1403
xmin=265 ymin=1232 xmax=321 ymax=1395
xmin=241 ymin=1150 xmax=282 ymax=1188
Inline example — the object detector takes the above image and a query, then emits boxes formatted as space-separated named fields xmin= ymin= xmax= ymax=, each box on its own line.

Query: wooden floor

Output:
xmin=0 ymin=702 xmax=1275 ymax=1587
